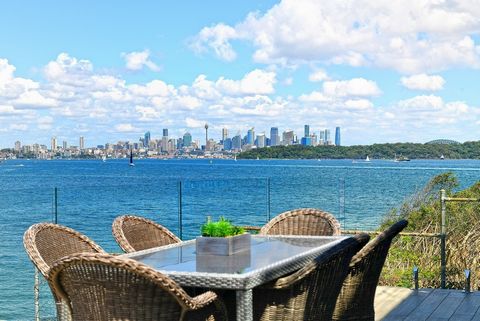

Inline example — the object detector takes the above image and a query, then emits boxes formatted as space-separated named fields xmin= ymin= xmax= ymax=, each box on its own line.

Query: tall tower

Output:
xmin=222 ymin=128 xmax=228 ymax=142
xmin=247 ymin=128 xmax=255 ymax=145
xmin=79 ymin=136 xmax=85 ymax=150
xmin=335 ymin=127 xmax=341 ymax=146
xmin=304 ymin=125 xmax=310 ymax=138
xmin=144 ymin=131 xmax=151 ymax=148
xmin=204 ymin=123 xmax=209 ymax=150
xmin=51 ymin=137 xmax=57 ymax=151
xmin=270 ymin=127 xmax=279 ymax=146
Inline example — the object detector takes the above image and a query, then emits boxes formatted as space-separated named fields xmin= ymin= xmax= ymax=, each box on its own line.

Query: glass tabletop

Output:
xmin=129 ymin=235 xmax=343 ymax=274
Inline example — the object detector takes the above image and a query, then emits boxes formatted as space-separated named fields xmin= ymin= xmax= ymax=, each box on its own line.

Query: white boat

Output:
xmin=102 ymin=155 xmax=106 ymax=162
xmin=365 ymin=155 xmax=370 ymax=162
xmin=440 ymin=155 xmax=445 ymax=160
xmin=234 ymin=155 xmax=237 ymax=161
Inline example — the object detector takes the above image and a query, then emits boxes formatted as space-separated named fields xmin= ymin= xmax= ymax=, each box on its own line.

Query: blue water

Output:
xmin=0 ymin=158 xmax=479 ymax=320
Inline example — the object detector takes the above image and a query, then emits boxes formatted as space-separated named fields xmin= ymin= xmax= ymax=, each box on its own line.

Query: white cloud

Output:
xmin=323 ymin=78 xmax=381 ymax=98
xmin=308 ymin=69 xmax=329 ymax=82
xmin=115 ymin=123 xmax=138 ymax=132
xmin=190 ymin=23 xmax=238 ymax=61
xmin=123 ymin=50 xmax=161 ymax=72
xmin=10 ymin=123 xmax=28 ymax=131
xmin=401 ymin=74 xmax=445 ymax=91
xmin=192 ymin=0 xmax=480 ymax=73
xmin=217 ymin=69 xmax=277 ymax=95
xmin=13 ymin=91 xmax=58 ymax=108
xmin=37 ymin=116 xmax=54 ymax=130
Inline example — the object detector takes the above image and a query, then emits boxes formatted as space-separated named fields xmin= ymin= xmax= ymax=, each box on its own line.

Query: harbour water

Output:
xmin=0 ymin=158 xmax=479 ymax=320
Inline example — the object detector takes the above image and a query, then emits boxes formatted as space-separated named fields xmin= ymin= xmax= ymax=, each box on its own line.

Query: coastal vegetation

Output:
xmin=238 ymin=141 xmax=480 ymax=159
xmin=201 ymin=217 xmax=245 ymax=237
xmin=379 ymin=172 xmax=480 ymax=289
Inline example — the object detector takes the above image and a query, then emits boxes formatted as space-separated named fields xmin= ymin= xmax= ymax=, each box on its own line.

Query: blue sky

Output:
xmin=0 ymin=0 xmax=479 ymax=147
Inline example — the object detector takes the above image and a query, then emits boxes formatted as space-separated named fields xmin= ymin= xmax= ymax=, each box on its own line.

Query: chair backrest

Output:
xmin=112 ymin=215 xmax=181 ymax=253
xmin=259 ymin=208 xmax=341 ymax=236
xmin=254 ymin=233 xmax=370 ymax=321
xmin=48 ymin=253 xmax=206 ymax=321
xmin=23 ymin=223 xmax=105 ymax=279
xmin=332 ymin=219 xmax=408 ymax=321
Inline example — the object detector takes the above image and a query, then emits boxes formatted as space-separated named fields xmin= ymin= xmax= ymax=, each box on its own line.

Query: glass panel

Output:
xmin=131 ymin=236 xmax=342 ymax=274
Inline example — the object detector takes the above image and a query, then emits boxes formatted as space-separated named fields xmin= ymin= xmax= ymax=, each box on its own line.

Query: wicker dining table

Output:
xmin=121 ymin=234 xmax=351 ymax=321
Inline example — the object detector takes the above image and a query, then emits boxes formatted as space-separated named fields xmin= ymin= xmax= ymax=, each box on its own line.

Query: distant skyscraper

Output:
xmin=144 ymin=131 xmax=151 ymax=147
xmin=256 ymin=133 xmax=266 ymax=148
xmin=14 ymin=141 xmax=21 ymax=152
xmin=62 ymin=141 xmax=67 ymax=150
xmin=324 ymin=129 xmax=331 ymax=145
xmin=247 ymin=128 xmax=255 ymax=145
xmin=204 ymin=123 xmax=209 ymax=150
xmin=79 ymin=136 xmax=84 ymax=150
xmin=222 ymin=128 xmax=228 ymax=142
xmin=304 ymin=125 xmax=310 ymax=138
xmin=282 ymin=130 xmax=294 ymax=145
xmin=335 ymin=127 xmax=341 ymax=146
xmin=223 ymin=138 xmax=232 ymax=151
xmin=183 ymin=132 xmax=192 ymax=147
xmin=232 ymin=134 xmax=242 ymax=150
xmin=270 ymin=127 xmax=279 ymax=146
xmin=162 ymin=129 xmax=168 ymax=137
xmin=51 ymin=137 xmax=57 ymax=151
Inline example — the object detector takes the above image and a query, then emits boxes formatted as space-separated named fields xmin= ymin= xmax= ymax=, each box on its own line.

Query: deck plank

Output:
xmin=379 ymin=288 xmax=432 ymax=321
xmin=375 ymin=287 xmax=480 ymax=321
xmin=426 ymin=291 xmax=465 ymax=321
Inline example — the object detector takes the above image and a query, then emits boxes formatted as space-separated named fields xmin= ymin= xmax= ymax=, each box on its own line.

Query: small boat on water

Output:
xmin=102 ymin=155 xmax=107 ymax=162
xmin=365 ymin=155 xmax=370 ymax=162
xmin=440 ymin=155 xmax=445 ymax=160
xmin=394 ymin=155 xmax=410 ymax=162
xmin=129 ymin=150 xmax=135 ymax=167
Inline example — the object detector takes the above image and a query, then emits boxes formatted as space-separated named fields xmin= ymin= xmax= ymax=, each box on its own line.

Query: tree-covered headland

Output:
xmin=380 ymin=172 xmax=480 ymax=289
xmin=238 ymin=141 xmax=480 ymax=159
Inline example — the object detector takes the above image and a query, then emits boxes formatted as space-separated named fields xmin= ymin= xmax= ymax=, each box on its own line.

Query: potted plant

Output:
xmin=196 ymin=217 xmax=251 ymax=256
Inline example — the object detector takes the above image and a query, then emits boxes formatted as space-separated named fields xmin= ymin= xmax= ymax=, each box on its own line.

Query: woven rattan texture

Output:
xmin=112 ymin=215 xmax=181 ymax=253
xmin=49 ymin=252 xmax=227 ymax=321
xmin=332 ymin=220 xmax=408 ymax=321
xmin=23 ymin=223 xmax=106 ymax=321
xmin=259 ymin=208 xmax=341 ymax=236
xmin=252 ymin=234 xmax=369 ymax=321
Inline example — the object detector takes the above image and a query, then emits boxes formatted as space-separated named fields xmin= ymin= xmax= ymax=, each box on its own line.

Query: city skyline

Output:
xmin=1 ymin=1 xmax=480 ymax=147
xmin=7 ymin=124 xmax=341 ymax=153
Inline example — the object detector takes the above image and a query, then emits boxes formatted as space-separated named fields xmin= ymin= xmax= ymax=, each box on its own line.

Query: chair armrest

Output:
xmin=190 ymin=291 xmax=219 ymax=309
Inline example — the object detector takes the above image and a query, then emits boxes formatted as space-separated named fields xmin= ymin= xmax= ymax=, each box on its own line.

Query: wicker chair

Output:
xmin=23 ymin=223 xmax=106 ymax=320
xmin=49 ymin=252 xmax=227 ymax=321
xmin=332 ymin=219 xmax=408 ymax=321
xmin=253 ymin=233 xmax=370 ymax=321
xmin=112 ymin=214 xmax=181 ymax=253
xmin=259 ymin=208 xmax=341 ymax=236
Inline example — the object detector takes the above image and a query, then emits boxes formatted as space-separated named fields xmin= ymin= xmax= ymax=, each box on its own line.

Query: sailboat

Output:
xmin=365 ymin=155 xmax=370 ymax=162
xmin=440 ymin=154 xmax=445 ymax=160
xmin=129 ymin=150 xmax=135 ymax=167
xmin=234 ymin=154 xmax=237 ymax=161
xmin=102 ymin=155 xmax=106 ymax=162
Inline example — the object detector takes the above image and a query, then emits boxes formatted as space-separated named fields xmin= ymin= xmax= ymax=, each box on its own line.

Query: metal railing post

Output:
xmin=440 ymin=189 xmax=446 ymax=289
xmin=464 ymin=269 xmax=471 ymax=293
xmin=178 ymin=181 xmax=183 ymax=240
xmin=34 ymin=268 xmax=40 ymax=321
xmin=54 ymin=187 xmax=58 ymax=224
xmin=413 ymin=266 xmax=419 ymax=290
xmin=267 ymin=178 xmax=271 ymax=221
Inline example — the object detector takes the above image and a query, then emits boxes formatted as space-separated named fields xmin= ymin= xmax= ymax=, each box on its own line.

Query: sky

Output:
xmin=0 ymin=0 xmax=479 ymax=148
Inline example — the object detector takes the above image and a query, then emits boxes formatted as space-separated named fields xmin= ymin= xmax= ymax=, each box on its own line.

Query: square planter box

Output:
xmin=196 ymin=249 xmax=251 ymax=273
xmin=196 ymin=233 xmax=251 ymax=256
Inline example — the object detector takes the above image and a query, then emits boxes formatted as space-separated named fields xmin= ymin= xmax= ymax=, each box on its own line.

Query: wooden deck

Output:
xmin=375 ymin=286 xmax=480 ymax=321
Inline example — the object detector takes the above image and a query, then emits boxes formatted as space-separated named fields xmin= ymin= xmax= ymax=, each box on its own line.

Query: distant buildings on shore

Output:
xmin=4 ymin=124 xmax=341 ymax=159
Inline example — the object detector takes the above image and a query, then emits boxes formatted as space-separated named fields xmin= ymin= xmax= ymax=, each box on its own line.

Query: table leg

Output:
xmin=236 ymin=289 xmax=253 ymax=321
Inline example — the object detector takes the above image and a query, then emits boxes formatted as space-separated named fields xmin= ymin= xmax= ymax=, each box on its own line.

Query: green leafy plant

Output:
xmin=201 ymin=216 xmax=245 ymax=237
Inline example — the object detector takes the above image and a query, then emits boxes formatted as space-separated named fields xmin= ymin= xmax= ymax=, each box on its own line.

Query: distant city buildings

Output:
xmin=5 ymin=124 xmax=342 ymax=159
